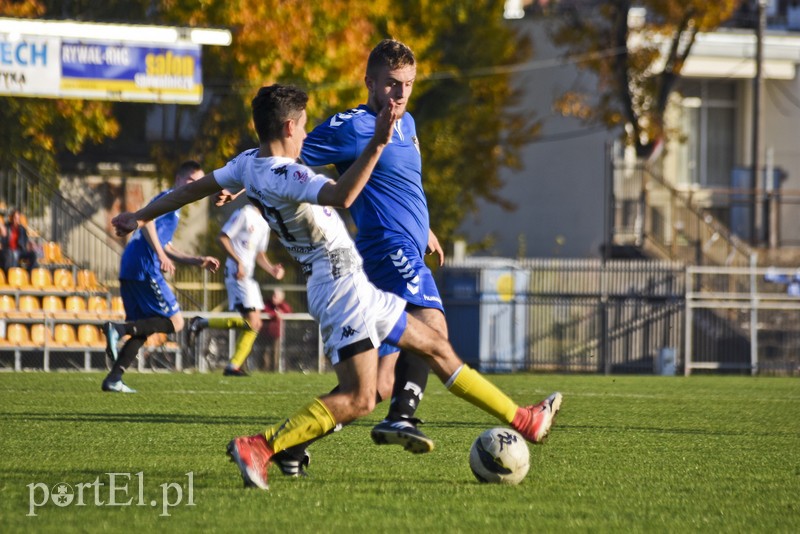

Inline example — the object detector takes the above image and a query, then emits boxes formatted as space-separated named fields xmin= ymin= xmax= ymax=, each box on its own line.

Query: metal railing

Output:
xmin=1 ymin=160 xmax=124 ymax=286
xmin=612 ymin=158 xmax=756 ymax=269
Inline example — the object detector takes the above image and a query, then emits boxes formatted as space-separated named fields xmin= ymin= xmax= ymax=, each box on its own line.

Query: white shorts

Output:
xmin=225 ymin=276 xmax=264 ymax=311
xmin=307 ymin=269 xmax=407 ymax=366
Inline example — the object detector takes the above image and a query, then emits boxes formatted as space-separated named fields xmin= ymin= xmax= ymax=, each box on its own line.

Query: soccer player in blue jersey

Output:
xmin=101 ymin=161 xmax=220 ymax=393
xmin=293 ymin=39 xmax=444 ymax=456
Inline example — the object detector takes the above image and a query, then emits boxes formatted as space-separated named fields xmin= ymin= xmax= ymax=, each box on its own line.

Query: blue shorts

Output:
xmin=120 ymin=277 xmax=180 ymax=322
xmin=364 ymin=246 xmax=444 ymax=357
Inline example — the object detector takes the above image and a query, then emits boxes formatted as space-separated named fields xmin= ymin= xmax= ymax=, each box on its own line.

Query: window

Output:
xmin=672 ymin=80 xmax=737 ymax=188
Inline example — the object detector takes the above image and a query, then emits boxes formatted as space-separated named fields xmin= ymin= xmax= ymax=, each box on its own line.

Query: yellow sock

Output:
xmin=447 ymin=365 xmax=518 ymax=423
xmin=229 ymin=329 xmax=258 ymax=368
xmin=264 ymin=398 xmax=337 ymax=454
xmin=208 ymin=316 xmax=248 ymax=329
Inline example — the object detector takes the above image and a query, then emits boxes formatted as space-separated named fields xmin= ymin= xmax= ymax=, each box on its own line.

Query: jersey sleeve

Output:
xmin=301 ymin=114 xmax=359 ymax=166
xmin=213 ymin=149 xmax=256 ymax=192
xmin=221 ymin=208 xmax=244 ymax=237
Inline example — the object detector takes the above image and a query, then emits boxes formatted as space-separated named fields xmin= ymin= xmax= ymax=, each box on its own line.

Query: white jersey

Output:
xmin=213 ymin=148 xmax=407 ymax=362
xmin=214 ymin=149 xmax=362 ymax=287
xmin=221 ymin=204 xmax=269 ymax=279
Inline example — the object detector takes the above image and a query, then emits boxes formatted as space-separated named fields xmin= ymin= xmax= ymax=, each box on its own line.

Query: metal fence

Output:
xmin=440 ymin=258 xmax=800 ymax=376
xmin=0 ymin=312 xmax=323 ymax=373
xmin=686 ymin=266 xmax=800 ymax=376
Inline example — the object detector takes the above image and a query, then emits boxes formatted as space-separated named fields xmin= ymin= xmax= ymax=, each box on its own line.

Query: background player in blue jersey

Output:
xmin=101 ymin=160 xmax=220 ymax=393
xmin=295 ymin=39 xmax=445 ymax=455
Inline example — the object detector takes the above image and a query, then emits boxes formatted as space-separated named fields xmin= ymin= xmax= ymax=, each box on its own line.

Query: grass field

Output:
xmin=1 ymin=371 xmax=798 ymax=533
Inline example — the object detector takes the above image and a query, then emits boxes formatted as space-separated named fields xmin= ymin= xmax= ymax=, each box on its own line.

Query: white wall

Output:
xmin=459 ymin=18 xmax=616 ymax=258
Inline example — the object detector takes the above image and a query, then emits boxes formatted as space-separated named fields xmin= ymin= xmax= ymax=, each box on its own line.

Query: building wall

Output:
xmin=459 ymin=16 xmax=800 ymax=257
xmin=459 ymin=18 xmax=616 ymax=258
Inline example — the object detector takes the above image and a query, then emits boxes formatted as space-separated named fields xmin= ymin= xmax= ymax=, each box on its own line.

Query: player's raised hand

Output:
xmin=373 ymin=98 xmax=399 ymax=146
xmin=112 ymin=212 xmax=139 ymax=236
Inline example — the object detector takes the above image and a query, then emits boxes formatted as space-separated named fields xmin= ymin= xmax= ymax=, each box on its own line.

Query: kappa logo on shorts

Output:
xmin=389 ymin=249 xmax=419 ymax=295
xmin=340 ymin=325 xmax=359 ymax=339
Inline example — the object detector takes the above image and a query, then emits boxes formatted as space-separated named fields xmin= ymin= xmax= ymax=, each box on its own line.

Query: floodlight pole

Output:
xmin=751 ymin=0 xmax=766 ymax=245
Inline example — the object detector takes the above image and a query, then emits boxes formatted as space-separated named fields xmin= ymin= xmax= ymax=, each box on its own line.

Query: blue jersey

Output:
xmin=119 ymin=190 xmax=180 ymax=281
xmin=301 ymin=105 xmax=429 ymax=268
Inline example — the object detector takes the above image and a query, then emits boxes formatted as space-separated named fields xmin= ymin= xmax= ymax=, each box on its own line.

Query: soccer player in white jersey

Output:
xmin=188 ymin=203 xmax=285 ymax=376
xmin=111 ymin=84 xmax=562 ymax=490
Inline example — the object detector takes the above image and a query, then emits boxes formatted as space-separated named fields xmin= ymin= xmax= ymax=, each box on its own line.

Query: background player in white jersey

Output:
xmin=102 ymin=161 xmax=220 ymax=393
xmin=111 ymin=84 xmax=561 ymax=491
xmin=188 ymin=203 xmax=285 ymax=376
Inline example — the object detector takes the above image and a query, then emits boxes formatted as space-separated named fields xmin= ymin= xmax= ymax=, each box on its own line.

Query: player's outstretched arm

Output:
xmin=256 ymin=252 xmax=284 ymax=280
xmin=141 ymin=220 xmax=176 ymax=276
xmin=317 ymin=100 xmax=398 ymax=208
xmin=164 ymin=244 xmax=220 ymax=273
xmin=113 ymin=174 xmax=222 ymax=236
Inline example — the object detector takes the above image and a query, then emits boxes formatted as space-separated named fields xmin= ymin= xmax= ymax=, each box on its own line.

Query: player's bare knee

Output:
xmin=171 ymin=314 xmax=184 ymax=333
xmin=351 ymin=392 xmax=377 ymax=418
xmin=246 ymin=313 xmax=262 ymax=332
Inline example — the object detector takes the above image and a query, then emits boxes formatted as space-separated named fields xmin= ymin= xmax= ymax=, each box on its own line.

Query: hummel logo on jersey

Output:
xmin=340 ymin=325 xmax=358 ymax=339
xmin=390 ymin=249 xmax=420 ymax=294
xmin=274 ymin=165 xmax=289 ymax=177
xmin=330 ymin=109 xmax=365 ymax=128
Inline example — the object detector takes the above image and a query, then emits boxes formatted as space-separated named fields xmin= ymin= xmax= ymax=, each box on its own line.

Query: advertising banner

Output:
xmin=0 ymin=34 xmax=203 ymax=104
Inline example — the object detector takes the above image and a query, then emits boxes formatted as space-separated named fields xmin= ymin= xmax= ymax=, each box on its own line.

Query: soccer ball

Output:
xmin=469 ymin=427 xmax=530 ymax=485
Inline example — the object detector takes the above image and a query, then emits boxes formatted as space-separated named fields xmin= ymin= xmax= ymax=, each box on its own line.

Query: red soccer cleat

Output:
xmin=226 ymin=434 xmax=274 ymax=490
xmin=512 ymin=392 xmax=563 ymax=444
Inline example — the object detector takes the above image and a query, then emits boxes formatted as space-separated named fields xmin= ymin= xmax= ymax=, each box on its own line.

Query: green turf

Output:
xmin=0 ymin=372 xmax=798 ymax=533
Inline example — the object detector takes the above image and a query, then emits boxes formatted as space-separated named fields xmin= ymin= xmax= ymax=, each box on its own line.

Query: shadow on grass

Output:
xmin=0 ymin=411 xmax=374 ymax=428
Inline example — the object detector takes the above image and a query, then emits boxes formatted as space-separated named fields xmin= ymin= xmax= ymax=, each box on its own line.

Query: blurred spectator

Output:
xmin=764 ymin=267 xmax=800 ymax=297
xmin=261 ymin=288 xmax=293 ymax=371
xmin=1 ymin=209 xmax=38 ymax=272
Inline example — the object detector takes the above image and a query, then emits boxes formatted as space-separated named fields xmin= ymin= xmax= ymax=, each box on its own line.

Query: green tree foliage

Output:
xmin=0 ymin=0 xmax=121 ymax=176
xmin=547 ymin=0 xmax=740 ymax=158
xmin=181 ymin=0 xmax=537 ymax=247
xmin=3 ymin=0 xmax=535 ymax=254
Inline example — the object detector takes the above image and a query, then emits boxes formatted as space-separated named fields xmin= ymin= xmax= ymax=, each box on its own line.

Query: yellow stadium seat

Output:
xmin=6 ymin=267 xmax=30 ymax=289
xmin=4 ymin=295 xmax=38 ymax=320
xmin=30 ymin=267 xmax=54 ymax=290
xmin=76 ymin=269 xmax=101 ymax=291
xmin=145 ymin=333 xmax=168 ymax=347
xmin=111 ymin=296 xmax=125 ymax=318
xmin=53 ymin=324 xmax=79 ymax=347
xmin=87 ymin=296 xmax=109 ymax=314
xmin=77 ymin=324 xmax=104 ymax=347
xmin=0 ymin=294 xmax=16 ymax=313
xmin=30 ymin=323 xmax=53 ymax=346
xmin=41 ymin=242 xmax=66 ymax=265
xmin=53 ymin=268 xmax=75 ymax=291
xmin=42 ymin=295 xmax=65 ymax=314
xmin=0 ymin=269 xmax=7 ymax=287
xmin=64 ymin=295 xmax=87 ymax=316
xmin=5 ymin=323 xmax=31 ymax=346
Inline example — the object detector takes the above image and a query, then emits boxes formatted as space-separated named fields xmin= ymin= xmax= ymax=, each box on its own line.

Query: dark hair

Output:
xmin=176 ymin=160 xmax=202 ymax=180
xmin=251 ymin=84 xmax=309 ymax=142
xmin=366 ymin=39 xmax=415 ymax=77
